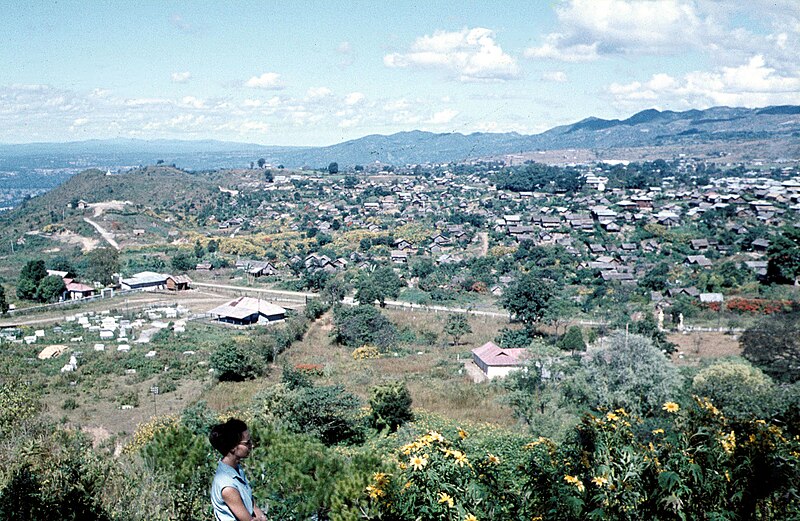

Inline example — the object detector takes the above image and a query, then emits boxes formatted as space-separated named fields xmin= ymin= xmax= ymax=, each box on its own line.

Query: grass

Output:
xmin=279 ymin=307 xmax=521 ymax=428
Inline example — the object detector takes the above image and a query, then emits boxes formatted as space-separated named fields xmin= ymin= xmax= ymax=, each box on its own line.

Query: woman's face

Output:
xmin=233 ymin=430 xmax=253 ymax=458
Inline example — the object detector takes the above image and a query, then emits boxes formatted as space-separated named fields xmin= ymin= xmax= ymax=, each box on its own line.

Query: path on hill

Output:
xmin=478 ymin=232 xmax=489 ymax=257
xmin=83 ymin=218 xmax=120 ymax=250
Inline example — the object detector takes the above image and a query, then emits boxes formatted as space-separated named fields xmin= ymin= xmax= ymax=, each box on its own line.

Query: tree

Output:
xmin=85 ymin=247 xmax=119 ymax=286
xmin=741 ymin=313 xmax=800 ymax=383
xmin=17 ymin=260 xmax=47 ymax=300
xmin=558 ymin=326 xmax=586 ymax=354
xmin=193 ymin=240 xmax=204 ymax=259
xmin=35 ymin=275 xmax=66 ymax=303
xmin=171 ymin=252 xmax=196 ymax=272
xmin=443 ymin=313 xmax=471 ymax=345
xmin=0 ymin=286 xmax=8 ymax=315
xmin=333 ymin=305 xmax=397 ymax=351
xmin=369 ymin=381 xmax=413 ymax=433
xmin=767 ymin=226 xmax=800 ymax=284
xmin=567 ymin=332 xmax=683 ymax=415
xmin=691 ymin=360 xmax=776 ymax=419
xmin=640 ymin=262 xmax=670 ymax=292
xmin=354 ymin=266 xmax=404 ymax=307
xmin=209 ymin=341 xmax=264 ymax=381
xmin=327 ymin=162 xmax=339 ymax=175
xmin=500 ymin=271 xmax=555 ymax=329
xmin=257 ymin=158 xmax=266 ymax=168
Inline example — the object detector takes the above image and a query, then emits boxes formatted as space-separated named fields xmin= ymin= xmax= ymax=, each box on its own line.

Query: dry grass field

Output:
xmin=278 ymin=308 xmax=521 ymax=428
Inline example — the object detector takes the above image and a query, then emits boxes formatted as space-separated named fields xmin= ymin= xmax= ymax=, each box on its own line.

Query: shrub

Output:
xmin=210 ymin=341 xmax=264 ymax=381
xmin=333 ymin=305 xmax=397 ymax=351
xmin=352 ymin=345 xmax=381 ymax=360
xmin=369 ymin=381 xmax=414 ymax=433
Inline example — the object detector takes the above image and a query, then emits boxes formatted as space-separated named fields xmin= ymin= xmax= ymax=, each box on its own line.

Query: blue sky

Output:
xmin=1 ymin=0 xmax=799 ymax=145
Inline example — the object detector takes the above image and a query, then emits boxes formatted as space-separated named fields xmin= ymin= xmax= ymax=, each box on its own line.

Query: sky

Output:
xmin=1 ymin=0 xmax=799 ymax=146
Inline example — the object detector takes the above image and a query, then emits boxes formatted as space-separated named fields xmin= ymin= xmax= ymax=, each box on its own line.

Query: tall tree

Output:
xmin=35 ymin=275 xmax=66 ymax=303
xmin=741 ymin=313 xmax=800 ymax=383
xmin=17 ymin=260 xmax=47 ymax=300
xmin=85 ymin=247 xmax=119 ymax=286
xmin=444 ymin=313 xmax=472 ymax=345
xmin=500 ymin=270 xmax=555 ymax=329
xmin=767 ymin=226 xmax=800 ymax=284
xmin=327 ymin=162 xmax=339 ymax=175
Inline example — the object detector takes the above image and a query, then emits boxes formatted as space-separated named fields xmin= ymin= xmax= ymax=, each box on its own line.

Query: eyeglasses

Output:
xmin=239 ymin=439 xmax=254 ymax=448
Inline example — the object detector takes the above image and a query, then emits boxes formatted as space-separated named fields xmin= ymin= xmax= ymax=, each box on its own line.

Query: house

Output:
xmin=471 ymin=341 xmax=528 ymax=379
xmin=390 ymin=250 xmax=408 ymax=263
xmin=65 ymin=281 xmax=95 ymax=300
xmin=207 ymin=297 xmax=286 ymax=326
xmin=165 ymin=274 xmax=192 ymax=291
xmin=120 ymin=271 xmax=167 ymax=291
xmin=685 ymin=255 xmax=712 ymax=268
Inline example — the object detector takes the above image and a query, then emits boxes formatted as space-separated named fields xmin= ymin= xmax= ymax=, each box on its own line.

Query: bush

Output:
xmin=333 ymin=305 xmax=397 ymax=351
xmin=352 ymin=345 xmax=381 ymax=360
xmin=369 ymin=381 xmax=414 ymax=433
xmin=62 ymin=397 xmax=79 ymax=410
xmin=209 ymin=341 xmax=264 ymax=381
xmin=304 ymin=297 xmax=329 ymax=320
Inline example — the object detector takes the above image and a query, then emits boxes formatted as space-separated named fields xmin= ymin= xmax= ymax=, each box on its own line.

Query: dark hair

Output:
xmin=209 ymin=418 xmax=248 ymax=456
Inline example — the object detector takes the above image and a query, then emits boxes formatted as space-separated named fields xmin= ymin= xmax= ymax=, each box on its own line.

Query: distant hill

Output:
xmin=0 ymin=105 xmax=798 ymax=169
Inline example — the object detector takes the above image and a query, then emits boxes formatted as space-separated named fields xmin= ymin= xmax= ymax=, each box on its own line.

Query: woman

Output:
xmin=209 ymin=419 xmax=267 ymax=521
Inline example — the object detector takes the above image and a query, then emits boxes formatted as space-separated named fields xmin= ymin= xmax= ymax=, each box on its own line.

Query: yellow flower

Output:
xmin=464 ymin=514 xmax=479 ymax=521
xmin=591 ymin=476 xmax=609 ymax=487
xmin=458 ymin=428 xmax=468 ymax=439
xmin=487 ymin=453 xmax=500 ymax=465
xmin=372 ymin=472 xmax=389 ymax=486
xmin=409 ymin=455 xmax=428 ymax=471
xmin=606 ymin=412 xmax=619 ymax=422
xmin=564 ymin=475 xmax=585 ymax=492
xmin=720 ymin=430 xmax=736 ymax=454
xmin=366 ymin=484 xmax=385 ymax=499
xmin=452 ymin=450 xmax=469 ymax=467
xmin=438 ymin=492 xmax=454 ymax=508
xmin=662 ymin=402 xmax=680 ymax=413
xmin=652 ymin=428 xmax=665 ymax=435
xmin=428 ymin=430 xmax=445 ymax=443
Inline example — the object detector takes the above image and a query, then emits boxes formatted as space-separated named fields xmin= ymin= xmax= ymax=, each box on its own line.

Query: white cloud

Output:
xmin=344 ymin=92 xmax=365 ymax=105
xmin=307 ymin=87 xmax=332 ymax=99
xmin=429 ymin=109 xmax=459 ymax=124
xmin=542 ymin=71 xmax=568 ymax=83
xmin=608 ymin=55 xmax=800 ymax=110
xmin=384 ymin=27 xmax=519 ymax=82
xmin=244 ymin=72 xmax=284 ymax=89
xmin=180 ymin=96 xmax=206 ymax=109
xmin=72 ymin=117 xmax=88 ymax=126
xmin=525 ymin=0 xmax=710 ymax=61
xmin=337 ymin=41 xmax=351 ymax=54
xmin=171 ymin=71 xmax=192 ymax=83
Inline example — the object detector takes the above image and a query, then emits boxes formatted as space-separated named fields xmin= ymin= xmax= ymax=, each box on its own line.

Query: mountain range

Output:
xmin=1 ymin=105 xmax=798 ymax=169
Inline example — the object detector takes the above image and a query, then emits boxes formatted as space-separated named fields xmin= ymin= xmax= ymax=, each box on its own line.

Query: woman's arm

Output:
xmin=221 ymin=486 xmax=255 ymax=521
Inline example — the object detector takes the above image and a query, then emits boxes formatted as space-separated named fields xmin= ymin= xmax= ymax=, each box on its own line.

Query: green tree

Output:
xmin=558 ymin=325 xmax=586 ymax=354
xmin=369 ymin=381 xmax=413 ymax=433
xmin=257 ymin=157 xmax=266 ymax=168
xmin=741 ymin=313 xmax=800 ymax=383
xmin=500 ymin=271 xmax=555 ymax=329
xmin=193 ymin=240 xmax=204 ymax=259
xmin=443 ymin=313 xmax=472 ymax=345
xmin=640 ymin=262 xmax=670 ymax=292
xmin=35 ymin=275 xmax=66 ymax=303
xmin=0 ymin=286 xmax=8 ymax=315
xmin=85 ymin=247 xmax=119 ymax=286
xmin=767 ymin=226 xmax=800 ymax=283
xmin=692 ymin=360 xmax=776 ymax=419
xmin=17 ymin=259 xmax=47 ymax=300
xmin=355 ymin=266 xmax=404 ymax=307
xmin=568 ymin=332 xmax=683 ymax=415
xmin=170 ymin=251 xmax=196 ymax=272
xmin=328 ymin=162 xmax=339 ymax=174
xmin=333 ymin=304 xmax=397 ymax=351
xmin=209 ymin=341 xmax=264 ymax=381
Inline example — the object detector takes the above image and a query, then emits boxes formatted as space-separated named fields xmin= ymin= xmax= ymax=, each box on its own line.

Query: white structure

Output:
xmin=471 ymin=341 xmax=528 ymax=380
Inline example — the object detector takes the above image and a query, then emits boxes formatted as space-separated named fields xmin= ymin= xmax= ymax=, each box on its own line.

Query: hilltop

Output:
xmin=1 ymin=105 xmax=798 ymax=171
